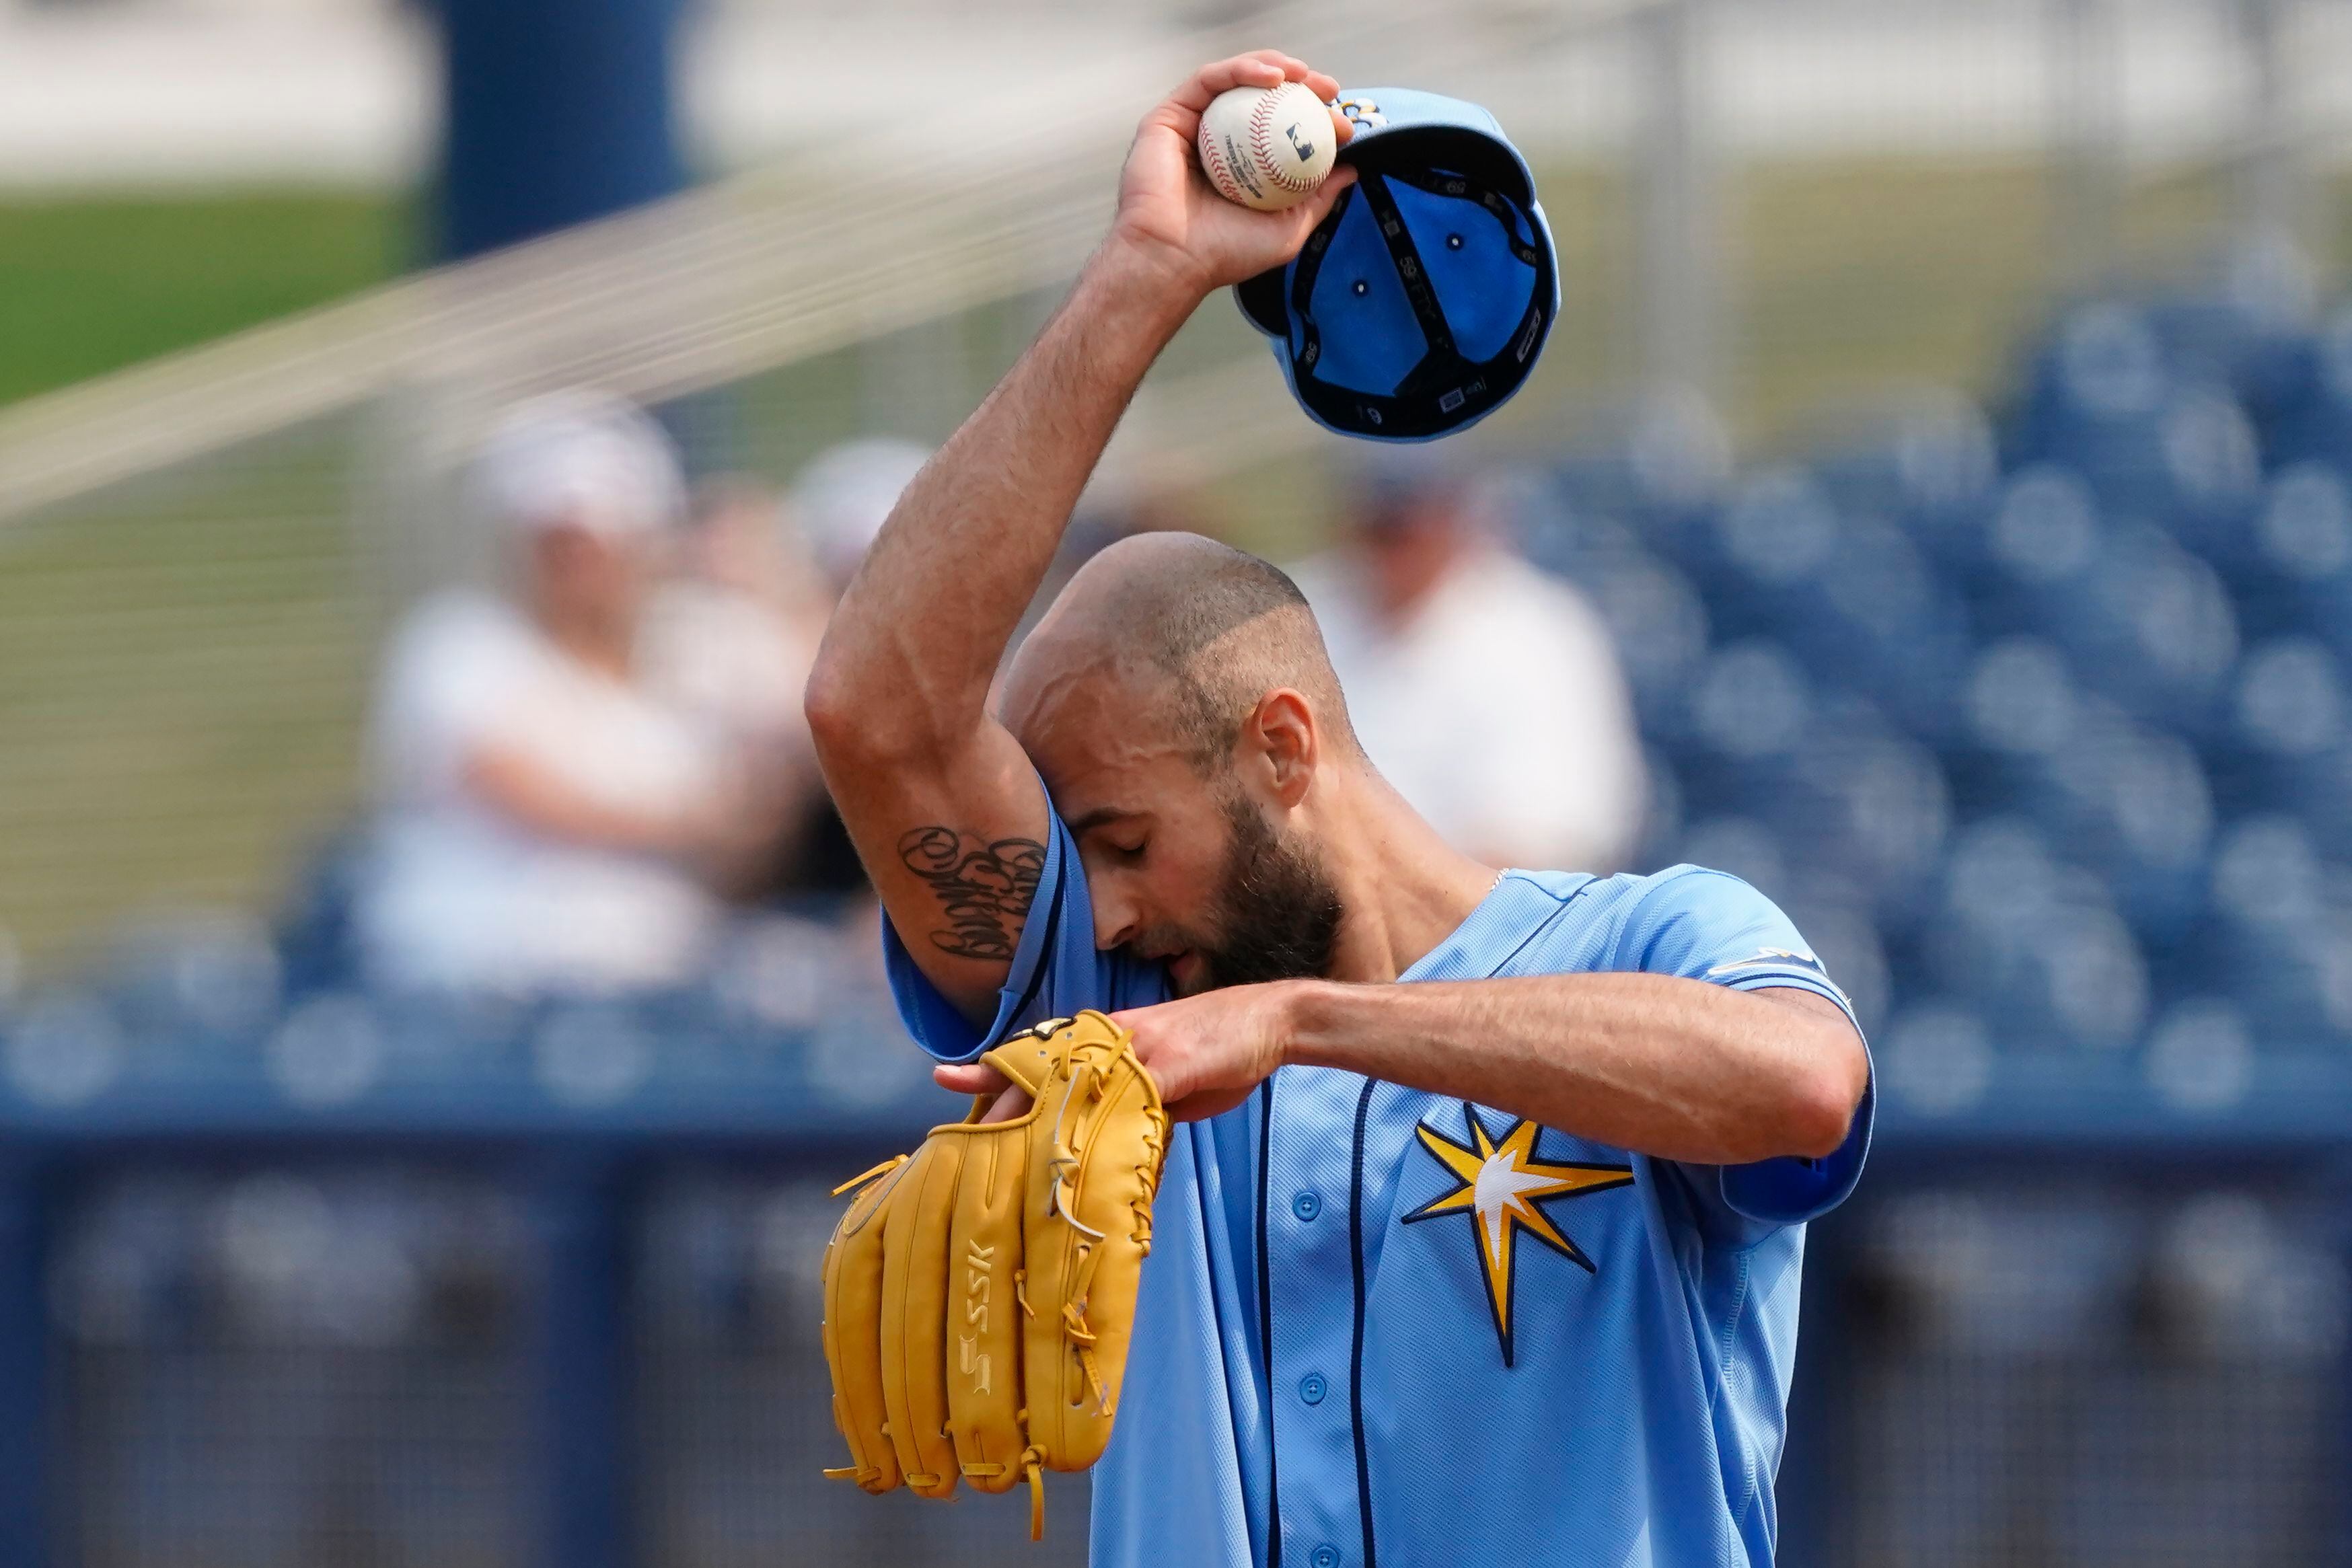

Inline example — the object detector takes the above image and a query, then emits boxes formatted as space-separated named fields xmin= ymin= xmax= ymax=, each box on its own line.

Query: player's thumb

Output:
xmin=1298 ymin=163 xmax=1358 ymax=227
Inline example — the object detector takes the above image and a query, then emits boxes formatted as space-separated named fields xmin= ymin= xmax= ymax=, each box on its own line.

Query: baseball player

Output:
xmin=807 ymin=51 xmax=1873 ymax=1568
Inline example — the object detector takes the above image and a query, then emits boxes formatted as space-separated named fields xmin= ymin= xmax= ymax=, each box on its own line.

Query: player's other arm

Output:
xmin=804 ymin=52 xmax=1352 ymax=1020
xmin=1284 ymin=976 xmax=1867 ymax=1164
xmin=1103 ymin=974 xmax=1867 ymax=1164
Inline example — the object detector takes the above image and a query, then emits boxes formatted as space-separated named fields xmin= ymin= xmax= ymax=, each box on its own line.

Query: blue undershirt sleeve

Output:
xmin=1623 ymin=865 xmax=1875 ymax=1229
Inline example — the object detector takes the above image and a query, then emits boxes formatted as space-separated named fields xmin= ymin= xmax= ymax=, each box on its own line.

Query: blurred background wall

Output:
xmin=1 ymin=1 xmax=2350 ymax=1565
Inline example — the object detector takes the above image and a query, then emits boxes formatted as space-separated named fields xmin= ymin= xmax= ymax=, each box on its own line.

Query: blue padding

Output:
xmin=1722 ymin=1072 xmax=1875 ymax=1225
xmin=1388 ymin=179 xmax=1536 ymax=364
xmin=1298 ymin=195 xmax=1426 ymax=396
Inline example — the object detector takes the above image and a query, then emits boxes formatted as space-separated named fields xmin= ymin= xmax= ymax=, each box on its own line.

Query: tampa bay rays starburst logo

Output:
xmin=1403 ymin=1106 xmax=1635 ymax=1366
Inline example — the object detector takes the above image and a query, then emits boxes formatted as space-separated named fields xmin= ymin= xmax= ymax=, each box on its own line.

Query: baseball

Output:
xmin=1196 ymin=82 xmax=1337 ymax=212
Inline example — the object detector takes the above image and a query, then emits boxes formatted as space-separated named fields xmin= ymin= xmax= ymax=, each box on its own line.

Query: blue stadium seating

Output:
xmin=6 ymin=284 xmax=2349 ymax=1119
xmin=1522 ymin=285 xmax=2352 ymax=1063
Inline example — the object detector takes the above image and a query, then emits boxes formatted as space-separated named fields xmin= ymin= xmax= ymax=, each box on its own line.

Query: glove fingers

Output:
xmin=943 ymin=1124 xmax=1031 ymax=1494
xmin=879 ymin=1137 xmax=964 ymax=1500
xmin=821 ymin=1155 xmax=906 ymax=1494
xmin=826 ymin=1012 xmax=1165 ymax=1545
xmin=1025 ymin=1015 xmax=1169 ymax=1474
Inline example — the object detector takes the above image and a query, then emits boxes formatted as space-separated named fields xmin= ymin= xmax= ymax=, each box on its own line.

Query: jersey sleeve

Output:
xmin=882 ymin=774 xmax=1171 ymax=1063
xmin=1620 ymin=865 xmax=1874 ymax=1229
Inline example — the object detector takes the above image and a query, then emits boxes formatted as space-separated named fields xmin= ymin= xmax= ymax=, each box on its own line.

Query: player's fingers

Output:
xmin=1165 ymin=52 xmax=1290 ymax=114
xmin=1202 ymin=52 xmax=1290 ymax=92
xmin=1133 ymin=1045 xmax=1178 ymax=1099
xmin=1247 ymin=52 xmax=1346 ymax=107
xmin=978 ymin=1083 xmax=1034 ymax=1124
xmin=1327 ymin=103 xmax=1356 ymax=146
xmin=1293 ymin=163 xmax=1359 ymax=229
xmin=934 ymin=1065 xmax=1031 ymax=1123
xmin=934 ymin=1061 xmax=1010 ymax=1097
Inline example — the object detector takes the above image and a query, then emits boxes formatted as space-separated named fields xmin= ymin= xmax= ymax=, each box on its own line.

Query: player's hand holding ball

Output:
xmin=1196 ymin=80 xmax=1339 ymax=211
xmin=1109 ymin=51 xmax=1354 ymax=301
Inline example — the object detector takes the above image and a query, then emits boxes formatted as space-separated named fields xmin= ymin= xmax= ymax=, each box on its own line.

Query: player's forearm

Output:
xmin=1282 ymin=974 xmax=1867 ymax=1165
xmin=806 ymin=240 xmax=1202 ymax=759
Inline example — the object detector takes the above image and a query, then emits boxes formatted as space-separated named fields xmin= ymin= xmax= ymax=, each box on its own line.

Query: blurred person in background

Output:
xmin=645 ymin=438 xmax=933 ymax=901
xmin=640 ymin=475 xmax=842 ymax=897
xmin=1289 ymin=448 xmax=1646 ymax=873
xmin=793 ymin=437 xmax=932 ymax=599
xmin=355 ymin=394 xmax=780 ymax=996
xmin=645 ymin=474 xmax=834 ymax=760
xmin=784 ymin=439 xmax=932 ymax=896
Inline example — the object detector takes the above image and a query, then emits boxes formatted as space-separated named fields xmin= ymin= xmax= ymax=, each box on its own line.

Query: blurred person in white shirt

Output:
xmin=1288 ymin=449 xmax=1646 ymax=874
xmin=642 ymin=475 xmax=833 ymax=763
xmin=357 ymin=393 xmax=772 ymax=996
xmin=643 ymin=439 xmax=934 ymax=899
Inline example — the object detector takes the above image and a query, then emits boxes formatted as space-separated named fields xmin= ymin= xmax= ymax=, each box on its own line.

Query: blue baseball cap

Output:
xmin=1235 ymin=87 xmax=1558 ymax=443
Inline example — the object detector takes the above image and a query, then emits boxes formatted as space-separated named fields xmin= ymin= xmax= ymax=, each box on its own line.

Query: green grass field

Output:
xmin=0 ymin=165 xmax=2343 ymax=974
xmin=0 ymin=191 xmax=407 ymax=408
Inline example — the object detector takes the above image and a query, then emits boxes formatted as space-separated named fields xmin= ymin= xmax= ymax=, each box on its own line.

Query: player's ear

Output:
xmin=1246 ymin=689 xmax=1318 ymax=807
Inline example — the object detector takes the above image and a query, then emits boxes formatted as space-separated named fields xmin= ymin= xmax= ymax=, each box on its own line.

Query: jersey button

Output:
xmin=1291 ymin=1191 xmax=1321 ymax=1222
xmin=1311 ymin=1545 xmax=1341 ymax=1568
xmin=1298 ymin=1372 xmax=1327 ymax=1405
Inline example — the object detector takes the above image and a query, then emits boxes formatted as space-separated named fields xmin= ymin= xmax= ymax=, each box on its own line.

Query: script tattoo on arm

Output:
xmin=897 ymin=827 xmax=1048 ymax=962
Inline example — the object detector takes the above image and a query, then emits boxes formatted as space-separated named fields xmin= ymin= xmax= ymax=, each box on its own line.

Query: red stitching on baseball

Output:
xmin=1198 ymin=128 xmax=1247 ymax=204
xmin=1249 ymin=88 xmax=1321 ymax=193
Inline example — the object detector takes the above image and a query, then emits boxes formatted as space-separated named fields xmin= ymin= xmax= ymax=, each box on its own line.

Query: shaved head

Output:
xmin=999 ymin=531 xmax=1356 ymax=994
xmin=1008 ymin=531 xmax=1354 ymax=772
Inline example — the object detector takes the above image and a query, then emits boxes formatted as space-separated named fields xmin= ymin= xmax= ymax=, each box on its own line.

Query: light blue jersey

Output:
xmin=883 ymin=795 xmax=1873 ymax=1568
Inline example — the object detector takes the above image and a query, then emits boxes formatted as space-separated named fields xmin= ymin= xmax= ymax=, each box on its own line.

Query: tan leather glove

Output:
xmin=821 ymin=1011 xmax=1169 ymax=1539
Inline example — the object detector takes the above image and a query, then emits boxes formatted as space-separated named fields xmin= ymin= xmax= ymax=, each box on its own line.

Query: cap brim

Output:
xmin=1237 ymin=262 xmax=1289 ymax=338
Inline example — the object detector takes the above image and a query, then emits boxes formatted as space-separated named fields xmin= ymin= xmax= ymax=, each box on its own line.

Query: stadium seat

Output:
xmin=2261 ymin=306 xmax=2352 ymax=467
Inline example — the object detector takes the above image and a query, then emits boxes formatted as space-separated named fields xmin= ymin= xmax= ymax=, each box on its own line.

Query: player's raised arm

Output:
xmin=803 ymin=52 xmax=1352 ymax=1020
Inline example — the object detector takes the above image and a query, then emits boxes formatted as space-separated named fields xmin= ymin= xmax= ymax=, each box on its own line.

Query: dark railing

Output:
xmin=0 ymin=997 xmax=2345 ymax=1567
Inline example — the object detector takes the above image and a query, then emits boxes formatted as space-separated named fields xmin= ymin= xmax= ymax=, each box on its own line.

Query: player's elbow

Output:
xmin=1780 ymin=1039 xmax=1869 ymax=1161
xmin=804 ymin=644 xmax=926 ymax=768
xmin=803 ymin=652 xmax=869 ymax=757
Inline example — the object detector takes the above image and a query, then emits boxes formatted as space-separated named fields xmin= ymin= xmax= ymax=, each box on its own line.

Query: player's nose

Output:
xmin=1091 ymin=889 xmax=1141 ymax=954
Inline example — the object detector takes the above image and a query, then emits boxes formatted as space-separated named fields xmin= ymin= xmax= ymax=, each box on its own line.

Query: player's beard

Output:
xmin=1188 ymin=786 xmax=1344 ymax=992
